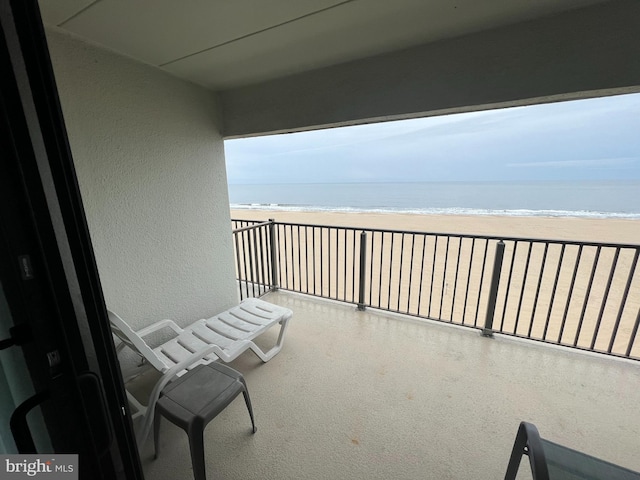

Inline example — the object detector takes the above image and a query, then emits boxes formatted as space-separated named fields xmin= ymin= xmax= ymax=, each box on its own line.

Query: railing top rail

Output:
xmin=232 ymin=220 xmax=272 ymax=234
xmin=231 ymin=219 xmax=640 ymax=249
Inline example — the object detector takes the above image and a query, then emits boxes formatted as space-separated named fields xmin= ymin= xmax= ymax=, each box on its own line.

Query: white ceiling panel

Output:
xmin=38 ymin=0 xmax=96 ymax=26
xmin=38 ymin=0 xmax=607 ymax=90
xmin=163 ymin=0 xmax=604 ymax=89
xmin=48 ymin=0 xmax=347 ymax=66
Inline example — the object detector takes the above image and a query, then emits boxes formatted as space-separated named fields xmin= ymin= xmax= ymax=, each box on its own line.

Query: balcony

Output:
xmin=140 ymin=290 xmax=640 ymax=479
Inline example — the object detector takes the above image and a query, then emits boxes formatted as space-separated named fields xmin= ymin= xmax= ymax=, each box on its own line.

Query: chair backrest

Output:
xmin=107 ymin=310 xmax=168 ymax=373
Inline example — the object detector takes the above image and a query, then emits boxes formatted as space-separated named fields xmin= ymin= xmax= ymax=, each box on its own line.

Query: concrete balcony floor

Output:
xmin=140 ymin=291 xmax=640 ymax=480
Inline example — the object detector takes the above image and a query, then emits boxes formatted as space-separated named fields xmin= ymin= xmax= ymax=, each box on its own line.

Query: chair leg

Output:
xmin=240 ymin=382 xmax=257 ymax=434
xmin=153 ymin=409 xmax=161 ymax=460
xmin=187 ymin=425 xmax=207 ymax=480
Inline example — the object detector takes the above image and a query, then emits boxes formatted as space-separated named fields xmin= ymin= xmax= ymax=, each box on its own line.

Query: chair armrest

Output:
xmin=136 ymin=319 xmax=184 ymax=337
xmin=504 ymin=422 xmax=549 ymax=480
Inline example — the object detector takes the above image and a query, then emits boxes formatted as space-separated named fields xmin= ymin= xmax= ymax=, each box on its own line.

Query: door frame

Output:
xmin=1 ymin=0 xmax=143 ymax=477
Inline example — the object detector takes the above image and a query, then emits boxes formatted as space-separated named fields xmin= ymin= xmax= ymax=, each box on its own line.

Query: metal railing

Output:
xmin=232 ymin=220 xmax=277 ymax=299
xmin=232 ymin=219 xmax=640 ymax=360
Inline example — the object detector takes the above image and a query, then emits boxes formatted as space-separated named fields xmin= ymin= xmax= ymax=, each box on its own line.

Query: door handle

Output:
xmin=9 ymin=373 xmax=113 ymax=456
xmin=9 ymin=390 xmax=50 ymax=453
xmin=0 ymin=324 xmax=32 ymax=350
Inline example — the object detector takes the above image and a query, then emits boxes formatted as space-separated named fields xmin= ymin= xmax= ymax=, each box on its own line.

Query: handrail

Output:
xmin=231 ymin=218 xmax=640 ymax=360
xmin=269 ymin=220 xmax=640 ymax=249
xmin=232 ymin=220 xmax=272 ymax=233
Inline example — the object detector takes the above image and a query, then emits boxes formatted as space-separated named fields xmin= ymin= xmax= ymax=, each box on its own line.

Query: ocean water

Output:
xmin=228 ymin=181 xmax=640 ymax=219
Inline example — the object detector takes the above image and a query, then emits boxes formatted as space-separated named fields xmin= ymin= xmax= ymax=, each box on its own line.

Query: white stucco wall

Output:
xmin=44 ymin=29 xmax=238 ymax=330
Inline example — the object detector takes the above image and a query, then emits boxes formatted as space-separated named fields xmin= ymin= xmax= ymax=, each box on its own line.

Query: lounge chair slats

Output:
xmin=213 ymin=312 xmax=260 ymax=332
xmin=190 ymin=322 xmax=238 ymax=347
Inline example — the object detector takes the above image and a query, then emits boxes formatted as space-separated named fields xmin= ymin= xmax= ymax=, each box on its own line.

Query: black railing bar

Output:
xmin=311 ymin=227 xmax=316 ymax=296
xmin=248 ymin=229 xmax=258 ymax=294
xmin=590 ymin=247 xmax=621 ymax=350
xmin=257 ymin=227 xmax=268 ymax=296
xmin=397 ymin=233 xmax=405 ymax=312
xmin=352 ymin=229 xmax=357 ymax=303
xmin=327 ymin=228 xmax=338 ymax=299
xmin=264 ymin=225 xmax=271 ymax=288
xmin=557 ymin=245 xmax=583 ymax=344
xmin=387 ymin=233 xmax=395 ymax=310
xmin=296 ymin=225 xmax=302 ymax=292
xmin=608 ymin=249 xmax=639 ymax=354
xmin=499 ymin=241 xmax=519 ymax=332
xmin=344 ymin=229 xmax=348 ymax=302
xmin=514 ymin=242 xmax=533 ymax=335
xmin=369 ymin=230 xmax=375 ymax=306
xmin=253 ymin=221 xmax=640 ymax=249
xmin=257 ymin=226 xmax=265 ymax=288
xmin=245 ymin=230 xmax=255 ymax=283
xmin=276 ymin=224 xmax=283 ymax=288
xmin=429 ymin=236 xmax=438 ymax=318
xmin=417 ymin=235 xmax=427 ymax=317
xmin=233 ymin=232 xmax=244 ymax=301
xmin=528 ymin=242 xmax=549 ymax=338
xmin=265 ymin=225 xmax=273 ymax=289
xmin=474 ymin=239 xmax=489 ymax=327
xmin=304 ymin=227 xmax=309 ymax=293
xmin=543 ymin=244 xmax=566 ymax=341
xmin=265 ymin=225 xmax=273 ymax=288
xmin=407 ymin=234 xmax=416 ymax=314
xmin=319 ymin=226 xmax=324 ymax=297
xmin=269 ymin=220 xmax=278 ymax=290
xmin=625 ymin=307 xmax=640 ymax=358
xmin=280 ymin=225 xmax=289 ymax=288
xmin=255 ymin=226 xmax=263 ymax=289
xmin=378 ymin=232 xmax=384 ymax=308
xmin=241 ymin=230 xmax=251 ymax=298
xmin=451 ymin=237 xmax=462 ymax=323
xmin=283 ymin=225 xmax=290 ymax=289
xmin=439 ymin=236 xmax=450 ymax=321
xmin=291 ymin=225 xmax=297 ymax=292
xmin=573 ymin=246 xmax=601 ymax=347
xmin=231 ymin=220 xmax=272 ymax=234
xmin=335 ymin=228 xmax=339 ymax=301
xmin=462 ymin=238 xmax=475 ymax=325
xmin=290 ymin=225 xmax=297 ymax=292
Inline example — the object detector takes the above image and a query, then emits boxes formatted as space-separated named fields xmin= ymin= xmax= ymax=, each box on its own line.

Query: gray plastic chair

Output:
xmin=153 ymin=362 xmax=256 ymax=480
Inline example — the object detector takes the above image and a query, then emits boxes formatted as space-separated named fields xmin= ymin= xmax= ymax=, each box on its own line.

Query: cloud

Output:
xmin=506 ymin=157 xmax=638 ymax=168
xmin=226 ymin=92 xmax=640 ymax=184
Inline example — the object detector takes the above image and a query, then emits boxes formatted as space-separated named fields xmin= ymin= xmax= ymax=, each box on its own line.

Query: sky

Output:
xmin=224 ymin=93 xmax=640 ymax=185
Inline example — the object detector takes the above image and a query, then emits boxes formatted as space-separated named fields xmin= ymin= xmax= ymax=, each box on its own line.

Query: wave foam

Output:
xmin=230 ymin=203 xmax=640 ymax=219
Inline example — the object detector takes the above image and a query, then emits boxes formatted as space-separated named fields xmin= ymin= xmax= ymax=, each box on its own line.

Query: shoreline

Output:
xmin=230 ymin=205 xmax=640 ymax=220
xmin=230 ymin=208 xmax=640 ymax=244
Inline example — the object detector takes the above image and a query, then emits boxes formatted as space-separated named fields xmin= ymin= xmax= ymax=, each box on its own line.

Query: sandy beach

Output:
xmin=231 ymin=209 xmax=640 ymax=244
xmin=231 ymin=209 xmax=640 ymax=358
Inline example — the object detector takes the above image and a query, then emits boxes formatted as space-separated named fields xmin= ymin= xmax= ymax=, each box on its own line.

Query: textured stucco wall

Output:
xmin=45 ymin=29 xmax=238 ymax=330
xmin=221 ymin=0 xmax=640 ymax=137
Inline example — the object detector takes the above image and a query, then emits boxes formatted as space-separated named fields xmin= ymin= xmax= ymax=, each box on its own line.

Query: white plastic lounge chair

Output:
xmin=108 ymin=297 xmax=292 ymax=446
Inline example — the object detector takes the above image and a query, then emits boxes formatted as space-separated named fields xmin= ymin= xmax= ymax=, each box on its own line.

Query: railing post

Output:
xmin=268 ymin=219 xmax=279 ymax=291
xmin=483 ymin=240 xmax=505 ymax=337
xmin=357 ymin=231 xmax=367 ymax=311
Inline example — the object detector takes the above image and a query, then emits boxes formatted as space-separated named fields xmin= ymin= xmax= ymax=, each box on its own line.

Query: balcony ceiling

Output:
xmin=38 ymin=0 xmax=607 ymax=91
